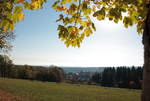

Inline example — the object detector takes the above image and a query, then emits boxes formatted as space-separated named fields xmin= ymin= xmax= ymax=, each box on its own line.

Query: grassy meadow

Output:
xmin=0 ymin=78 xmax=141 ymax=101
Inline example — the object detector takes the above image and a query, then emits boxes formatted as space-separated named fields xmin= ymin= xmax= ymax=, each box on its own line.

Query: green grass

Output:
xmin=0 ymin=78 xmax=141 ymax=101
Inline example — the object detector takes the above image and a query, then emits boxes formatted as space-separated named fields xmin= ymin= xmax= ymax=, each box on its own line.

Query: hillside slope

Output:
xmin=0 ymin=78 xmax=141 ymax=101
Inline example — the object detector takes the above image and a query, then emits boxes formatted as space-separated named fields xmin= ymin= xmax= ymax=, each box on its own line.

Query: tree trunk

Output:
xmin=142 ymin=8 xmax=150 ymax=101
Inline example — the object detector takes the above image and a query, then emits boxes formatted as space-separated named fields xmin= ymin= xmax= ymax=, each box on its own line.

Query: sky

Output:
xmin=11 ymin=1 xmax=144 ymax=67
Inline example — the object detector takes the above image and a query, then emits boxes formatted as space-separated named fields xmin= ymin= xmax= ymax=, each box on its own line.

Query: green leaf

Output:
xmin=61 ymin=0 xmax=72 ymax=4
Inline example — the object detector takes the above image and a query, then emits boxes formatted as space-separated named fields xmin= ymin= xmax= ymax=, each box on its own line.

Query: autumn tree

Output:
xmin=0 ymin=55 xmax=13 ymax=77
xmin=35 ymin=66 xmax=64 ymax=82
xmin=48 ymin=66 xmax=65 ymax=82
xmin=53 ymin=1 xmax=150 ymax=101
xmin=0 ymin=0 xmax=16 ymax=52
xmin=0 ymin=0 xmax=150 ymax=101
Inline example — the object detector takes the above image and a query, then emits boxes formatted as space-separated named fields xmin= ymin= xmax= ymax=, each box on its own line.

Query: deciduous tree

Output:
xmin=0 ymin=55 xmax=13 ymax=77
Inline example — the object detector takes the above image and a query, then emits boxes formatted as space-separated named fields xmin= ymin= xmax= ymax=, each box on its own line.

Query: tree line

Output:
xmin=92 ymin=66 xmax=143 ymax=89
xmin=0 ymin=55 xmax=64 ymax=82
xmin=0 ymin=54 xmax=143 ymax=89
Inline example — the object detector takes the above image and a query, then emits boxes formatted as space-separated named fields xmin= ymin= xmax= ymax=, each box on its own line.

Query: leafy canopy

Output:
xmin=0 ymin=0 xmax=46 ymax=50
xmin=0 ymin=0 xmax=148 ymax=47
xmin=0 ymin=0 xmax=47 ymax=32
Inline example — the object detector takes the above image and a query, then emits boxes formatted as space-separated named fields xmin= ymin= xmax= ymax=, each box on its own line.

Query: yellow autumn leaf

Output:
xmin=18 ymin=0 xmax=24 ymax=3
xmin=84 ymin=28 xmax=92 ymax=37
xmin=10 ymin=23 xmax=14 ymax=31
xmin=18 ymin=12 xmax=24 ymax=21
xmin=64 ymin=9 xmax=68 ymax=13
xmin=61 ymin=0 xmax=72 ymax=4
xmin=80 ymin=21 xmax=87 ymax=27
xmin=56 ymin=6 xmax=67 ymax=11
xmin=3 ymin=27 xmax=8 ymax=32
xmin=15 ymin=0 xmax=24 ymax=3
xmin=30 ymin=1 xmax=40 ymax=9
xmin=6 ymin=3 xmax=12 ymax=9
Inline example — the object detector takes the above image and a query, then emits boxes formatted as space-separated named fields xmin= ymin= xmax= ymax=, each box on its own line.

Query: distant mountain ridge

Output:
xmin=61 ymin=67 xmax=104 ymax=73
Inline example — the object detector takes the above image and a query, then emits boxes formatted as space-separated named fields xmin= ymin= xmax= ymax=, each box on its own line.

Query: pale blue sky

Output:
xmin=11 ymin=1 xmax=144 ymax=67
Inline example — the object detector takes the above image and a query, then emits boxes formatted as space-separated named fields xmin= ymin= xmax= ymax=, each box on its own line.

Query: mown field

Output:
xmin=0 ymin=78 xmax=141 ymax=101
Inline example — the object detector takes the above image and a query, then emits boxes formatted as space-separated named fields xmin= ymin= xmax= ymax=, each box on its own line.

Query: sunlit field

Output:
xmin=0 ymin=78 xmax=141 ymax=101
